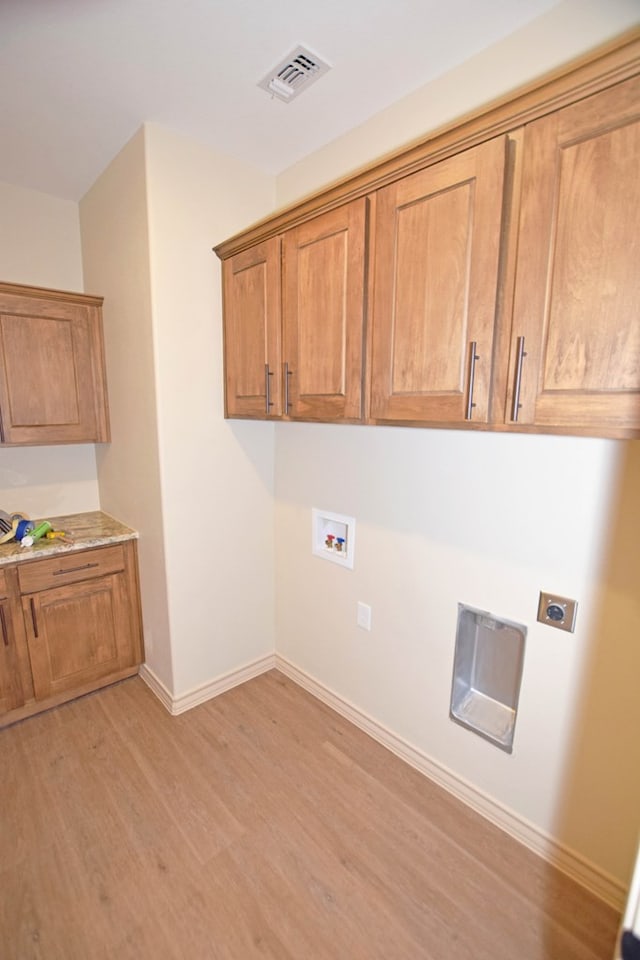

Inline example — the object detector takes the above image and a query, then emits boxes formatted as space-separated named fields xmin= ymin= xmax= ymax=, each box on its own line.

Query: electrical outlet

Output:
xmin=537 ymin=592 xmax=578 ymax=633
xmin=357 ymin=601 xmax=372 ymax=631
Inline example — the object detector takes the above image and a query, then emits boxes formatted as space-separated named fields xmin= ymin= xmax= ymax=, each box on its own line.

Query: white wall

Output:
xmin=275 ymin=427 xmax=640 ymax=885
xmin=79 ymin=130 xmax=174 ymax=690
xmin=142 ymin=124 xmax=276 ymax=695
xmin=0 ymin=181 xmax=100 ymax=517
xmin=80 ymin=120 xmax=277 ymax=697
xmin=272 ymin=0 xmax=640 ymax=889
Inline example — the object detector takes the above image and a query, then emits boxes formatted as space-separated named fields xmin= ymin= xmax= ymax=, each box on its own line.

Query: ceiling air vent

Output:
xmin=258 ymin=45 xmax=331 ymax=103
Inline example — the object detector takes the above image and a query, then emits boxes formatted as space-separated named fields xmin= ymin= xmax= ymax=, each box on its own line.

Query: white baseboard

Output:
xmin=138 ymin=653 xmax=276 ymax=716
xmin=275 ymin=654 xmax=626 ymax=911
xmin=138 ymin=663 xmax=174 ymax=712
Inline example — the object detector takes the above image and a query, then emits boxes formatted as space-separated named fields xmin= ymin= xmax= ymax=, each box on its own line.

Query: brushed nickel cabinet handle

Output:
xmin=465 ymin=341 xmax=479 ymax=421
xmin=511 ymin=336 xmax=527 ymax=422
xmin=264 ymin=363 xmax=274 ymax=415
xmin=0 ymin=605 xmax=7 ymax=647
xmin=52 ymin=562 xmax=99 ymax=576
xmin=30 ymin=598 xmax=39 ymax=638
xmin=284 ymin=361 xmax=292 ymax=414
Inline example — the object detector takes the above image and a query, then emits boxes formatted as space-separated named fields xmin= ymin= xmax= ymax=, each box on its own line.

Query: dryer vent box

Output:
xmin=450 ymin=604 xmax=526 ymax=754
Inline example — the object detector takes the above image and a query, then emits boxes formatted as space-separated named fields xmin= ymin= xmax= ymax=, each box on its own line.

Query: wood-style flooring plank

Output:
xmin=0 ymin=671 xmax=620 ymax=959
xmin=249 ymin=671 xmax=617 ymax=956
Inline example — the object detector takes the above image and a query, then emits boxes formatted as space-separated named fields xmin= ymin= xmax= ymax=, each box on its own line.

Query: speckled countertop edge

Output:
xmin=0 ymin=511 xmax=138 ymax=566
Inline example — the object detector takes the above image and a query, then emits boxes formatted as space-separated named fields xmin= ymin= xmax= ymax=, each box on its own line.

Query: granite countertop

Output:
xmin=0 ymin=511 xmax=138 ymax=566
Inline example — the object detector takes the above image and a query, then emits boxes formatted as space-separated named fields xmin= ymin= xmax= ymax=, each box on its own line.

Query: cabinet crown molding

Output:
xmin=0 ymin=281 xmax=104 ymax=308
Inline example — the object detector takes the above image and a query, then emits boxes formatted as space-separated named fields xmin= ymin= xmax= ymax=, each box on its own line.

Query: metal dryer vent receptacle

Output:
xmin=450 ymin=604 xmax=527 ymax=753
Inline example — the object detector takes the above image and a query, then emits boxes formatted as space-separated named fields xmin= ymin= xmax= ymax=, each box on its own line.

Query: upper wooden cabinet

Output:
xmin=215 ymin=31 xmax=640 ymax=439
xmin=223 ymin=200 xmax=367 ymax=422
xmin=283 ymin=201 xmax=366 ymax=421
xmin=370 ymin=137 xmax=507 ymax=425
xmin=507 ymin=75 xmax=640 ymax=435
xmin=223 ymin=238 xmax=282 ymax=418
xmin=0 ymin=283 xmax=110 ymax=445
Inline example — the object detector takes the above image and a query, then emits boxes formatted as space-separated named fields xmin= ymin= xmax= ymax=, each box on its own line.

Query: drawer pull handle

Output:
xmin=284 ymin=361 xmax=293 ymax=414
xmin=53 ymin=562 xmax=99 ymax=577
xmin=265 ymin=363 xmax=274 ymax=415
xmin=30 ymin=598 xmax=39 ymax=638
xmin=465 ymin=341 xmax=479 ymax=421
xmin=511 ymin=336 xmax=527 ymax=422
xmin=0 ymin=605 xmax=8 ymax=647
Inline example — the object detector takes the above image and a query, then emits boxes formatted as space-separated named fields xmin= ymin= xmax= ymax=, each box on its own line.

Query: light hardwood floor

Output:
xmin=1 ymin=671 xmax=619 ymax=959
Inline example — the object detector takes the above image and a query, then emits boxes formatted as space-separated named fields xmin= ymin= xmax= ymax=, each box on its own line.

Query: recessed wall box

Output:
xmin=312 ymin=508 xmax=355 ymax=569
xmin=450 ymin=604 xmax=527 ymax=754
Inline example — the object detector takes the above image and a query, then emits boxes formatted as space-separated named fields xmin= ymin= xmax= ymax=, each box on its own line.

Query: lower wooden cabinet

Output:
xmin=0 ymin=540 xmax=144 ymax=727
xmin=0 ymin=566 xmax=28 ymax=714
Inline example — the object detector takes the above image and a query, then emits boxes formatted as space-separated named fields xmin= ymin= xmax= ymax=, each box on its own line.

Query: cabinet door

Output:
xmin=0 ymin=290 xmax=109 ymax=444
xmin=509 ymin=76 xmax=640 ymax=436
xmin=369 ymin=137 xmax=508 ymax=424
xmin=23 ymin=571 xmax=138 ymax=702
xmin=223 ymin=237 xmax=282 ymax=418
xmin=0 ymin=568 xmax=26 ymax=714
xmin=283 ymin=199 xmax=367 ymax=421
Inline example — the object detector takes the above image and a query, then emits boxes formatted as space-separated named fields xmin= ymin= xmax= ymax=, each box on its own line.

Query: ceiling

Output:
xmin=1 ymin=0 xmax=566 ymax=202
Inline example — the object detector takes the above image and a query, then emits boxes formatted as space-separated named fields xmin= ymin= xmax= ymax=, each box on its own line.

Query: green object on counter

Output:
xmin=21 ymin=520 xmax=52 ymax=547
xmin=31 ymin=521 xmax=52 ymax=541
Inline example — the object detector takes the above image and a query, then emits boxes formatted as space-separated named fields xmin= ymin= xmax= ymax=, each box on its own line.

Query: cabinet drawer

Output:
xmin=0 ymin=568 xmax=7 ymax=599
xmin=18 ymin=545 xmax=126 ymax=593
